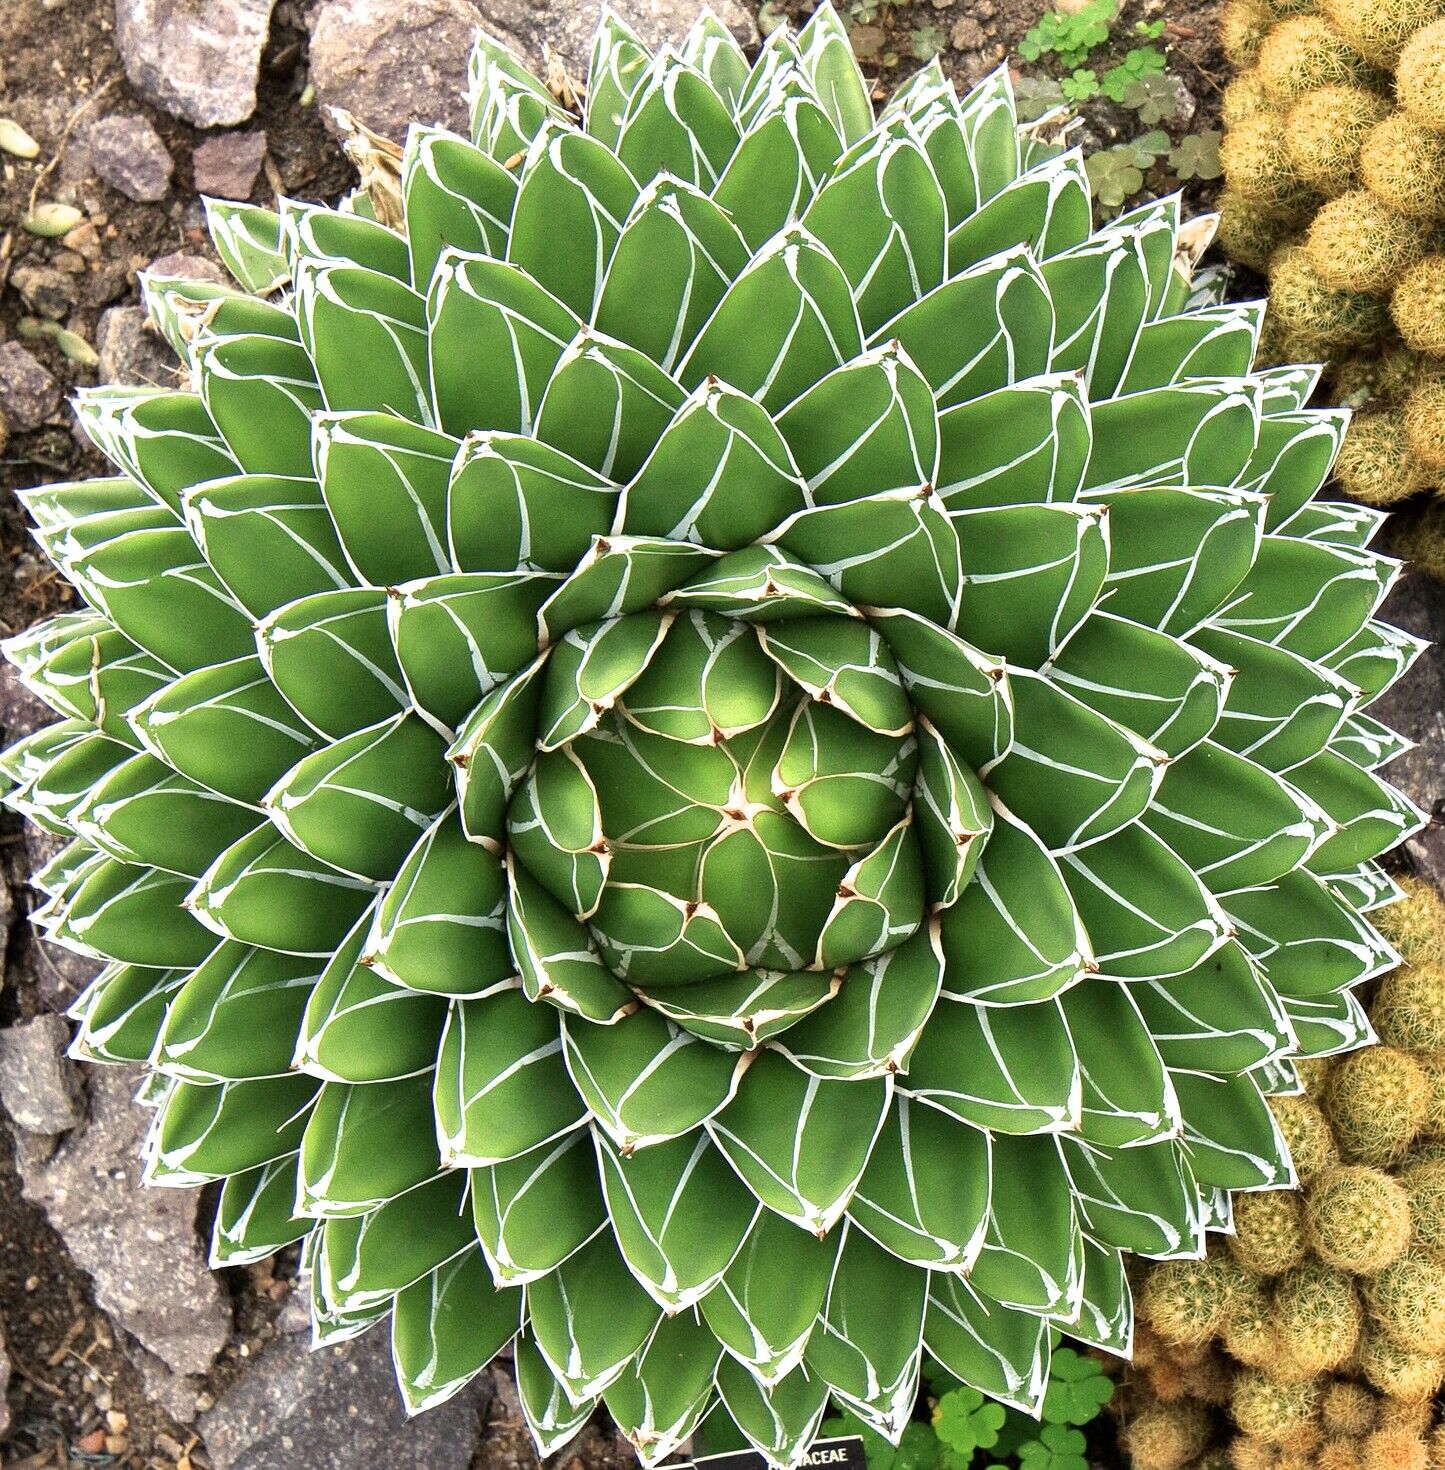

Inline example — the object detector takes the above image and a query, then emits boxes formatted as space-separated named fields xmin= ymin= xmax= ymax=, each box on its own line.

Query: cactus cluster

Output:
xmin=1123 ymin=876 xmax=1445 ymax=1470
xmin=1217 ymin=0 xmax=1445 ymax=508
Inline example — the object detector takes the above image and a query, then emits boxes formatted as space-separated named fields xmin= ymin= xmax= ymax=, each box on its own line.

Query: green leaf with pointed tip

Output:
xmin=798 ymin=5 xmax=872 ymax=141
xmin=596 ymin=1130 xmax=759 ymax=1309
xmin=393 ymin=1248 xmax=523 ymax=1412
xmin=815 ymin=821 xmax=926 ymax=971
xmin=540 ymin=536 xmax=719 ymax=642
xmin=1052 ymin=611 xmax=1228 ymax=759
xmin=148 ymin=1073 xmax=317 ymax=1186
xmin=402 ymin=128 xmax=518 ymax=290
xmin=294 ymin=263 xmax=432 ymax=424
xmin=935 ymin=375 xmax=1091 ymax=511
xmin=130 ymin=657 xmax=319 ymax=805
xmin=1293 ymin=747 xmax=1424 ymax=873
xmin=715 ymin=1357 xmax=831 ymax=1470
xmin=713 ymin=97 xmax=845 ymax=252
xmin=472 ymin=1129 xmax=606 ymax=1284
xmin=185 ymin=473 xmax=352 ymax=620
xmin=320 ymin=1171 xmax=474 ymax=1313
xmin=516 ymin=1328 xmax=596 ymax=1457
xmin=56 ymin=857 xmax=216 ymax=967
xmin=1283 ymin=989 xmax=1375 ymax=1059
xmin=508 ymin=745 xmax=609 ymax=919
xmin=75 ymin=389 xmax=238 ymax=509
xmin=617 ymin=53 xmax=740 ymax=189
xmin=71 ymin=750 xmax=258 ymax=878
xmin=313 ymin=412 xmax=457 ymax=584
xmin=664 ymin=546 xmax=859 ymax=624
xmin=636 ymin=968 xmax=840 ymax=1048
xmin=881 ymin=250 xmax=1053 ymax=406
xmin=538 ymin=613 xmax=672 ymax=751
xmin=158 ymin=942 xmax=318 ymax=1081
xmin=850 ymin=1096 xmax=990 ymax=1272
xmin=297 ymin=1074 xmax=441 ymax=1217
xmin=296 ymin=909 xmax=448 ymax=1082
xmin=586 ymin=10 xmax=651 ymax=148
xmin=618 ymin=383 xmax=806 ymax=548
xmin=781 ymin=921 xmax=941 ymax=1077
xmin=681 ymin=228 xmax=862 ymax=412
xmin=903 ymin=994 xmax=1078 ymax=1135
xmin=527 ymin=1231 xmax=664 ymax=1401
xmin=283 ymin=199 xmax=410 ymax=278
xmin=388 ymin=571 xmax=553 ymax=731
xmin=190 ymin=824 xmax=376 ymax=958
xmin=205 ymin=201 xmax=289 ymax=294
xmin=1173 ymin=1068 xmax=1292 ymax=1190
xmin=1036 ymin=231 xmax=1150 ymax=395
xmin=604 ymin=1310 xmax=725 ymax=1468
xmin=806 ymin=1226 xmax=927 ymax=1440
xmin=509 ymin=125 xmax=638 ymax=316
xmin=211 ymin=1155 xmax=309 ymax=1266
xmin=564 ymin=1008 xmax=747 ymax=1151
xmin=259 ymin=587 xmax=407 ymax=739
xmin=1224 ymin=867 xmax=1398 ymax=998
xmin=71 ymin=962 xmax=187 ymax=1064
xmin=708 ymin=1048 xmax=888 ymax=1232
xmin=434 ymin=983 xmax=585 ymax=1166
xmin=194 ymin=334 xmax=323 ymax=476
xmin=986 ymin=671 xmax=1162 ymax=851
xmin=911 ymin=719 xmax=992 ymax=910
xmin=451 ymin=658 xmax=545 ymax=846
xmin=366 ymin=808 xmax=512 ymax=994
xmin=760 ymin=619 xmax=911 ymax=736
xmin=1063 ymin=980 xmax=1177 ymax=1147
xmin=1119 ymin=301 xmax=1261 ymax=396
xmin=680 ymin=10 xmax=749 ymax=107
xmin=1060 ymin=822 xmax=1229 ymax=981
xmin=427 ymin=254 xmax=579 ymax=437
xmin=924 ymin=1275 xmax=1047 ymax=1416
xmin=804 ymin=123 xmax=946 ymax=335
xmin=266 ymin=712 xmax=448 ymax=882
xmin=1145 ymin=742 xmax=1327 ymax=891
xmin=597 ymin=178 xmax=749 ymax=377
xmin=468 ymin=29 xmax=566 ymax=159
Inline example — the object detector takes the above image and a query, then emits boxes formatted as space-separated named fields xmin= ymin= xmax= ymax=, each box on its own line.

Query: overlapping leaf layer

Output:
xmin=0 ymin=7 xmax=1427 ymax=1464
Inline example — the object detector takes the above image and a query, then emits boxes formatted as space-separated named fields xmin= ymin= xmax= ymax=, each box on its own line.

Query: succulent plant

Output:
xmin=0 ymin=5 xmax=1427 ymax=1464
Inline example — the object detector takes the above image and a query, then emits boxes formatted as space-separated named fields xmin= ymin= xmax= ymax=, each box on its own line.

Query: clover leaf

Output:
xmin=1100 ymin=44 xmax=1168 ymax=103
xmin=1120 ymin=72 xmax=1179 ymax=124
xmin=822 ymin=1410 xmax=938 ymax=1470
xmin=1041 ymin=1347 xmax=1116 ymax=1425
xmin=933 ymin=1386 xmax=1008 ymax=1459
xmin=1019 ymin=1423 xmax=1090 ymax=1470
xmin=1170 ymin=130 xmax=1223 ymax=181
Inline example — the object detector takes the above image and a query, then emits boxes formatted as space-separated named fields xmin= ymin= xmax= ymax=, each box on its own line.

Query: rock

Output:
xmin=10 ymin=262 xmax=79 ymax=319
xmin=17 ymin=1066 xmax=230 ymax=1378
xmin=114 ymin=0 xmax=278 ymax=128
xmin=133 ymin=1340 xmax=207 ymax=1423
xmin=0 ymin=1015 xmax=86 ymax=1136
xmin=197 ymin=1327 xmax=490 ymax=1470
xmin=1373 ymin=569 xmax=1445 ymax=890
xmin=0 ymin=1312 xmax=10 ymax=1439
xmin=486 ymin=0 xmax=757 ymax=75
xmin=147 ymin=250 xmax=228 ymax=285
xmin=0 ymin=342 xmax=61 ymax=433
xmin=97 ymin=306 xmax=179 ymax=389
xmin=193 ymin=130 xmax=267 ymax=200
xmin=308 ymin=0 xmax=490 ymax=139
xmin=88 ymin=114 xmax=175 ymax=202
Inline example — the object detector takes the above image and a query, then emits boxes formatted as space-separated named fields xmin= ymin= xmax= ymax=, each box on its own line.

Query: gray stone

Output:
xmin=198 ymin=1326 xmax=490 ymax=1470
xmin=97 ymin=306 xmax=180 ymax=389
xmin=17 ymin=1065 xmax=231 ymax=1378
xmin=0 ymin=342 xmax=61 ymax=433
xmin=9 ymin=263 xmax=76 ymax=320
xmin=308 ymin=0 xmax=489 ymax=139
xmin=1373 ymin=569 xmax=1445 ymax=890
xmin=0 ymin=1015 xmax=86 ymax=1136
xmin=88 ymin=113 xmax=175 ymax=202
xmin=114 ymin=0 xmax=278 ymax=128
xmin=0 ymin=1312 xmax=10 ymax=1439
xmin=193 ymin=130 xmax=268 ymax=200
xmin=147 ymin=251 xmax=228 ymax=285
xmin=133 ymin=1340 xmax=207 ymax=1424
xmin=486 ymin=0 xmax=758 ymax=75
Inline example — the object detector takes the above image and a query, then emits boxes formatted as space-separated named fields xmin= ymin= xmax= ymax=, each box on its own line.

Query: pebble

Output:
xmin=193 ymin=129 xmax=267 ymax=199
xmin=0 ymin=342 xmax=62 ymax=433
xmin=88 ymin=113 xmax=174 ymax=202
xmin=114 ymin=0 xmax=278 ymax=127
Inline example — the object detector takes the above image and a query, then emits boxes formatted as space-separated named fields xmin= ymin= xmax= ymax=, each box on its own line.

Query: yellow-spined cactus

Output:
xmin=1331 ymin=407 xmax=1432 ymax=505
xmin=1305 ymin=190 xmax=1431 ymax=293
xmin=1217 ymin=190 xmax=1299 ymax=273
xmin=1232 ymin=1188 xmax=1311 ymax=1275
xmin=1361 ymin=1425 xmax=1431 ymax=1470
xmin=1257 ymin=15 xmax=1379 ymax=97
xmin=1286 ymin=86 xmax=1393 ymax=193
xmin=1392 ymin=255 xmax=1445 ymax=354
xmin=1319 ymin=0 xmax=1445 ymax=65
xmin=1364 ymin=1253 xmax=1445 ymax=1354
xmin=1224 ymin=0 xmax=1278 ymax=66
xmin=1140 ymin=1256 xmax=1238 ymax=1347
xmin=1403 ymin=379 xmax=1445 ymax=470
xmin=1220 ymin=117 xmax=1321 ymax=219
xmin=1375 ymin=962 xmax=1445 ymax=1052
xmin=1308 ymin=1165 xmax=1414 ymax=1271
xmin=1401 ymin=1158 xmax=1445 ymax=1261
xmin=1326 ymin=1047 xmax=1431 ymax=1166
xmin=1268 ymin=244 xmax=1392 ymax=349
xmin=1230 ymin=1372 xmax=1322 ymax=1442
xmin=1359 ymin=1330 xmax=1445 ymax=1400
xmin=1361 ymin=112 xmax=1445 ymax=218
xmin=1273 ymin=1262 xmax=1362 ymax=1370
xmin=1397 ymin=16 xmax=1445 ymax=129
xmin=1123 ymin=1401 xmax=1212 ymax=1470
xmin=1269 ymin=1094 xmax=1339 ymax=1180
xmin=1322 ymin=1380 xmax=1378 ymax=1436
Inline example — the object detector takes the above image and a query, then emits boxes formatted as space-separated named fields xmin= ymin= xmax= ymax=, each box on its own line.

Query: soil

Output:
xmin=0 ymin=0 xmax=1263 ymax=1466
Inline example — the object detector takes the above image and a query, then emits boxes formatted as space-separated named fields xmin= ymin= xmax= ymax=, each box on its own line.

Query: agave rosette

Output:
xmin=0 ymin=7 xmax=1427 ymax=1465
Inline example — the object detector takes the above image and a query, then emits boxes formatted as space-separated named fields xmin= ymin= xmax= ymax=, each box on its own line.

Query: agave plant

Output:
xmin=0 ymin=6 xmax=1426 ymax=1464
